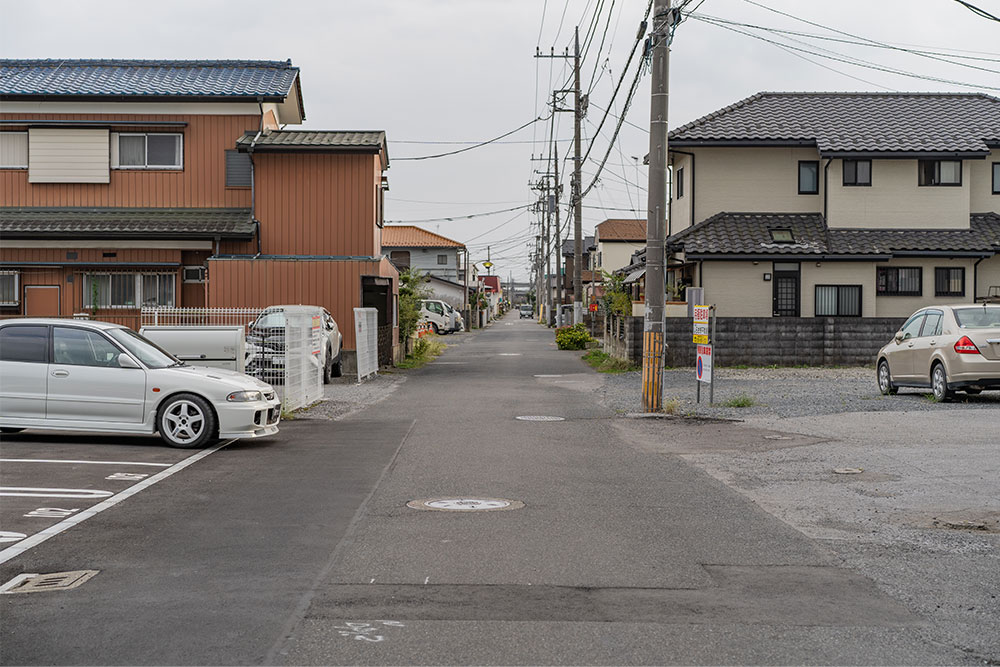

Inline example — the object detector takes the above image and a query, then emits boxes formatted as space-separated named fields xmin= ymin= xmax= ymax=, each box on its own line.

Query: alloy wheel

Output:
xmin=163 ymin=399 xmax=206 ymax=445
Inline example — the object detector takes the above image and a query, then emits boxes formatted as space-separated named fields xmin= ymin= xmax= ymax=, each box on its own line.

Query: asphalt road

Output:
xmin=0 ymin=313 xmax=988 ymax=665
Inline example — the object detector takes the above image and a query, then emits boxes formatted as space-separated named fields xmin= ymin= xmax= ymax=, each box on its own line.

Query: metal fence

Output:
xmin=280 ymin=306 xmax=325 ymax=411
xmin=354 ymin=307 xmax=378 ymax=382
xmin=141 ymin=306 xmax=262 ymax=331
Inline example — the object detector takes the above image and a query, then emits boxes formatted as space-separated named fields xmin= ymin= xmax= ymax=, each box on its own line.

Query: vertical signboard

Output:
xmin=692 ymin=304 xmax=709 ymax=344
xmin=696 ymin=344 xmax=712 ymax=384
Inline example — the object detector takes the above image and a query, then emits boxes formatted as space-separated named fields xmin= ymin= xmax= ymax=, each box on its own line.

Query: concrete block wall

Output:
xmin=603 ymin=316 xmax=906 ymax=367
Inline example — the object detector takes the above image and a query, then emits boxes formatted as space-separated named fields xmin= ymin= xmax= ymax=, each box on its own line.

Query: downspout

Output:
xmin=973 ymin=255 xmax=986 ymax=302
xmin=822 ymin=158 xmax=832 ymax=220
xmin=249 ymin=98 xmax=265 ymax=258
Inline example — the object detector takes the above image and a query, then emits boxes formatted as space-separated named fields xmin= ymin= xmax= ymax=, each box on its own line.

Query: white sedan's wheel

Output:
xmin=158 ymin=394 xmax=216 ymax=448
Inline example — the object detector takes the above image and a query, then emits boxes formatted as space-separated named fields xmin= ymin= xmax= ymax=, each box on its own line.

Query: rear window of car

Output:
xmin=254 ymin=311 xmax=286 ymax=328
xmin=0 ymin=325 xmax=49 ymax=363
xmin=954 ymin=306 xmax=1000 ymax=329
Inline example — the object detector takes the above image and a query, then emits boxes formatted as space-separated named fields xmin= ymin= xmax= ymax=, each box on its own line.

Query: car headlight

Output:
xmin=227 ymin=390 xmax=264 ymax=402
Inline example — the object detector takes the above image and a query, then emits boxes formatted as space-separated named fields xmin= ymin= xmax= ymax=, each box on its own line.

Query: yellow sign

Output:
xmin=693 ymin=304 xmax=709 ymax=344
xmin=693 ymin=334 xmax=709 ymax=344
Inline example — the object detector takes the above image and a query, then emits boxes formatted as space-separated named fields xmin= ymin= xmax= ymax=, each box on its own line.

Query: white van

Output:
xmin=420 ymin=299 xmax=458 ymax=334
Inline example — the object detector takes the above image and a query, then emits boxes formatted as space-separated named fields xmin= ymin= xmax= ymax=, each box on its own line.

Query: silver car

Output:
xmin=877 ymin=304 xmax=1000 ymax=401
xmin=0 ymin=319 xmax=280 ymax=448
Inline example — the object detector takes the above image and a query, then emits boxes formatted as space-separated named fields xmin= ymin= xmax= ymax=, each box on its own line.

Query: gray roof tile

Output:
xmin=668 ymin=212 xmax=1000 ymax=257
xmin=0 ymin=59 xmax=298 ymax=100
xmin=0 ymin=207 xmax=254 ymax=239
xmin=670 ymin=93 xmax=1000 ymax=154
xmin=236 ymin=130 xmax=385 ymax=150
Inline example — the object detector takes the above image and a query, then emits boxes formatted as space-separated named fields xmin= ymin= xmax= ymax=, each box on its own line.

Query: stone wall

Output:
xmin=603 ymin=316 xmax=906 ymax=367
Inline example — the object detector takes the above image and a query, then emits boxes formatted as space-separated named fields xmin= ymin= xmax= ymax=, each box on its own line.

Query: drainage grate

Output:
xmin=515 ymin=415 xmax=565 ymax=422
xmin=0 ymin=570 xmax=99 ymax=594
xmin=407 ymin=498 xmax=525 ymax=512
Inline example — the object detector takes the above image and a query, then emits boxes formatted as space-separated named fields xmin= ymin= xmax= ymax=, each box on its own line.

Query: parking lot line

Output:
xmin=0 ymin=459 xmax=173 ymax=467
xmin=0 ymin=440 xmax=234 ymax=566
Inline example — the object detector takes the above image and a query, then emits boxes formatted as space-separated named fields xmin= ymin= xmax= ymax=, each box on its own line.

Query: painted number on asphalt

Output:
xmin=24 ymin=508 xmax=80 ymax=518
xmin=335 ymin=621 xmax=405 ymax=643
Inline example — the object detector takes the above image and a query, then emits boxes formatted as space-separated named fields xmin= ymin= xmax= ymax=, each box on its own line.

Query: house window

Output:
xmin=437 ymin=254 xmax=448 ymax=265
xmin=117 ymin=133 xmax=182 ymax=169
xmin=934 ymin=267 xmax=965 ymax=297
xmin=993 ymin=162 xmax=999 ymax=194
xmin=918 ymin=159 xmax=961 ymax=186
xmin=769 ymin=228 xmax=794 ymax=243
xmin=815 ymin=285 xmax=861 ymax=317
xmin=877 ymin=266 xmax=922 ymax=296
xmin=225 ymin=150 xmax=251 ymax=187
xmin=389 ymin=250 xmax=410 ymax=270
xmin=798 ymin=161 xmax=819 ymax=194
xmin=676 ymin=167 xmax=684 ymax=198
xmin=0 ymin=132 xmax=28 ymax=169
xmin=843 ymin=159 xmax=871 ymax=186
xmin=83 ymin=273 xmax=175 ymax=308
xmin=182 ymin=266 xmax=207 ymax=283
xmin=0 ymin=271 xmax=19 ymax=305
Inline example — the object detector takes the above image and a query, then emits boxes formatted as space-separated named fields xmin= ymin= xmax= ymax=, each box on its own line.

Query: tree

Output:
xmin=398 ymin=268 xmax=429 ymax=340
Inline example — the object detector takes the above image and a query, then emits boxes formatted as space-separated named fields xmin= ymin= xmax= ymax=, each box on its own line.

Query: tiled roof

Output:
xmin=670 ymin=93 xmax=1000 ymax=154
xmin=0 ymin=207 xmax=255 ymax=239
xmin=597 ymin=219 xmax=646 ymax=242
xmin=236 ymin=130 xmax=385 ymax=150
xmin=667 ymin=212 xmax=1000 ymax=257
xmin=562 ymin=235 xmax=596 ymax=255
xmin=0 ymin=59 xmax=299 ymax=100
xmin=382 ymin=225 xmax=464 ymax=248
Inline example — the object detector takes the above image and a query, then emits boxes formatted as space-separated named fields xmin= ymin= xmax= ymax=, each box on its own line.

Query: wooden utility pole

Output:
xmin=642 ymin=0 xmax=671 ymax=412
xmin=572 ymin=26 xmax=584 ymax=325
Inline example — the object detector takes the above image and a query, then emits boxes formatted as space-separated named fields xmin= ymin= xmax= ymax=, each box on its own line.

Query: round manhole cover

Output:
xmin=515 ymin=415 xmax=565 ymax=422
xmin=407 ymin=498 xmax=525 ymax=512
xmin=833 ymin=467 xmax=864 ymax=475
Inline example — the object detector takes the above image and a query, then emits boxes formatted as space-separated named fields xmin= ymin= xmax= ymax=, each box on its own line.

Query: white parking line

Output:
xmin=0 ymin=440 xmax=234 ymax=566
xmin=0 ymin=459 xmax=172 ymax=467
xmin=0 ymin=488 xmax=113 ymax=499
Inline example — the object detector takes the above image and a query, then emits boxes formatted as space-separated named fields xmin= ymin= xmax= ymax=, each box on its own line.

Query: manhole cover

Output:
xmin=0 ymin=570 xmax=99 ymax=594
xmin=407 ymin=498 xmax=525 ymax=512
xmin=833 ymin=468 xmax=864 ymax=475
xmin=515 ymin=415 xmax=565 ymax=421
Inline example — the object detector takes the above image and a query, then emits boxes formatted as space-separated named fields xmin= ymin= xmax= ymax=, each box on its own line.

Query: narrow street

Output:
xmin=2 ymin=311 xmax=973 ymax=665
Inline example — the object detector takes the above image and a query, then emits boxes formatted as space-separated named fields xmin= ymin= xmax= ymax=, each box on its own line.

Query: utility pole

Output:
xmin=572 ymin=25 xmax=584 ymax=325
xmin=642 ymin=0 xmax=671 ymax=413
xmin=535 ymin=235 xmax=543 ymax=319
xmin=553 ymin=140 xmax=564 ymax=326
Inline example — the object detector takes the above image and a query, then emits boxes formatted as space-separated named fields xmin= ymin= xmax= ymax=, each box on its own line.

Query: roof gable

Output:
xmin=597 ymin=219 xmax=646 ymax=242
xmin=670 ymin=92 xmax=1000 ymax=155
xmin=382 ymin=225 xmax=464 ymax=249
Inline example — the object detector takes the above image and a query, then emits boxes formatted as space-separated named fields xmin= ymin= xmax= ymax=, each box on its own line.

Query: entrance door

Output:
xmin=772 ymin=263 xmax=800 ymax=317
xmin=24 ymin=285 xmax=61 ymax=317
xmin=362 ymin=277 xmax=392 ymax=366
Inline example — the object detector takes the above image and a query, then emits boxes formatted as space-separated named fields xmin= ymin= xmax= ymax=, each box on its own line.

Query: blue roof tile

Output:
xmin=0 ymin=59 xmax=299 ymax=100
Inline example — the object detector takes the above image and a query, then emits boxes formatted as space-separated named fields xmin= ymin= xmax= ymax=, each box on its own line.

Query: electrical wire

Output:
xmin=953 ymin=0 xmax=1000 ymax=23
xmin=395 ymin=116 xmax=550 ymax=161
xmin=384 ymin=205 xmax=531 ymax=224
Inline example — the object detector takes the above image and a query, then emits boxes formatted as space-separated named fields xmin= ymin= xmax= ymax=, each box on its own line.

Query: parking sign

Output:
xmin=696 ymin=344 xmax=712 ymax=383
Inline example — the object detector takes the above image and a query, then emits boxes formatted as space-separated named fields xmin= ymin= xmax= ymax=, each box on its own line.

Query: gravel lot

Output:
xmin=596 ymin=365 xmax=1000 ymax=419
xmin=296 ymin=372 xmax=406 ymax=421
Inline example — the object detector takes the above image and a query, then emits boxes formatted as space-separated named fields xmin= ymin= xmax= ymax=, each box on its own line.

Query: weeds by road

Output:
xmin=582 ymin=349 xmax=638 ymax=373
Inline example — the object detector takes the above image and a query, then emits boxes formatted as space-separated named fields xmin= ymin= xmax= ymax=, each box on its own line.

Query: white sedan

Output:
xmin=0 ymin=319 xmax=280 ymax=448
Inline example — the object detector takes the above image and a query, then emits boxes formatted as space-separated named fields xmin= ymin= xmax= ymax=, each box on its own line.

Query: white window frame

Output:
xmin=0 ymin=270 xmax=20 ymax=305
xmin=114 ymin=133 xmax=183 ymax=170
xmin=83 ymin=272 xmax=177 ymax=309
xmin=0 ymin=132 xmax=28 ymax=169
xmin=182 ymin=266 xmax=207 ymax=283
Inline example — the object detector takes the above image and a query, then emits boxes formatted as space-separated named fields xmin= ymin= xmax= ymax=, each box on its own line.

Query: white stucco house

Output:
xmin=383 ymin=225 xmax=466 ymax=284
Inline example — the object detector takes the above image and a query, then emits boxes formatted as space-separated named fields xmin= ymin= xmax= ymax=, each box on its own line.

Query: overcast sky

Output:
xmin=3 ymin=0 xmax=999 ymax=280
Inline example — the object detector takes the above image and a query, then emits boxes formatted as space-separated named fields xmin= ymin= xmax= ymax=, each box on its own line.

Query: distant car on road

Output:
xmin=877 ymin=304 xmax=1000 ymax=401
xmin=519 ymin=304 xmax=533 ymax=319
xmin=246 ymin=306 xmax=342 ymax=384
xmin=0 ymin=319 xmax=280 ymax=448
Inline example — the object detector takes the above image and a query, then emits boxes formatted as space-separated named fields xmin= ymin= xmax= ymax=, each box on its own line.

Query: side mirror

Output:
xmin=118 ymin=353 xmax=141 ymax=369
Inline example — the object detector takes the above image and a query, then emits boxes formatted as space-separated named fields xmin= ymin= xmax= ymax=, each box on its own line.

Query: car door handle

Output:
xmin=50 ymin=369 xmax=70 ymax=378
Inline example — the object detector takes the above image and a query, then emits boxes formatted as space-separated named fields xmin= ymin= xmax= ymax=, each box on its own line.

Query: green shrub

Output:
xmin=722 ymin=394 xmax=756 ymax=408
xmin=555 ymin=323 xmax=592 ymax=350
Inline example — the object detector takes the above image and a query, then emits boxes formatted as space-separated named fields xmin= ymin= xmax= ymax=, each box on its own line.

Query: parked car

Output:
xmin=519 ymin=304 xmax=533 ymax=319
xmin=0 ymin=319 xmax=280 ymax=448
xmin=877 ymin=304 xmax=1000 ymax=401
xmin=245 ymin=306 xmax=342 ymax=384
xmin=419 ymin=299 xmax=458 ymax=334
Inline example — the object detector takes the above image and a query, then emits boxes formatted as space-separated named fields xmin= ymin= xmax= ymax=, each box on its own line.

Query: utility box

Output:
xmin=139 ymin=325 xmax=246 ymax=373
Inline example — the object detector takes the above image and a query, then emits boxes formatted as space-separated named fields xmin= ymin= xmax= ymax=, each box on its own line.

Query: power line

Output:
xmin=394 ymin=116 xmax=549 ymax=161
xmin=953 ymin=0 xmax=1000 ymax=23
xmin=384 ymin=204 xmax=531 ymax=224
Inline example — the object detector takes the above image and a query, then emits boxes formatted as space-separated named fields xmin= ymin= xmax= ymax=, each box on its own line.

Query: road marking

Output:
xmin=1 ymin=488 xmax=113 ymax=499
xmin=0 ymin=440 xmax=234 ymax=566
xmin=0 ymin=459 xmax=172 ymax=467
xmin=424 ymin=576 xmax=430 ymax=584
xmin=0 ymin=532 xmax=27 ymax=544
xmin=534 ymin=374 xmax=563 ymax=378
xmin=24 ymin=508 xmax=78 ymax=518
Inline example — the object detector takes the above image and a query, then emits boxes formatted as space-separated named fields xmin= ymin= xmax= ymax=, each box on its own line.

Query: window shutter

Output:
xmin=110 ymin=132 xmax=120 ymax=168
xmin=225 ymin=150 xmax=252 ymax=187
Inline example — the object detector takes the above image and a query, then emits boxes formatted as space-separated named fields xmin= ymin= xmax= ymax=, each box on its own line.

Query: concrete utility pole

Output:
xmin=642 ymin=0 xmax=671 ymax=413
xmin=572 ymin=25 xmax=584 ymax=325
xmin=553 ymin=141 xmax=564 ymax=327
xmin=535 ymin=235 xmax=543 ymax=319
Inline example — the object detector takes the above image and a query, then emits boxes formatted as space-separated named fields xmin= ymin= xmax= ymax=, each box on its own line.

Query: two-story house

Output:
xmin=0 ymin=59 xmax=398 ymax=365
xmin=665 ymin=92 xmax=1000 ymax=319
xmin=382 ymin=225 xmax=466 ymax=283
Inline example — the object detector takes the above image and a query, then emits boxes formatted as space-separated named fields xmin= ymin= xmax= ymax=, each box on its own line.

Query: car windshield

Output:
xmin=954 ymin=306 xmax=1000 ymax=329
xmin=107 ymin=328 xmax=179 ymax=369
xmin=254 ymin=311 xmax=286 ymax=328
